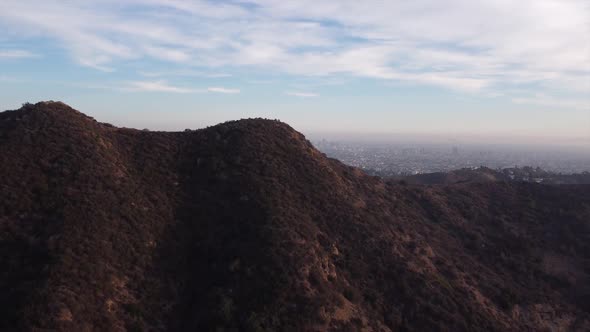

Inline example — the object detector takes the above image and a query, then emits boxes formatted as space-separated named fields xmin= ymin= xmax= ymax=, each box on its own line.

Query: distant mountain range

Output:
xmin=1 ymin=102 xmax=589 ymax=331
xmin=389 ymin=166 xmax=590 ymax=185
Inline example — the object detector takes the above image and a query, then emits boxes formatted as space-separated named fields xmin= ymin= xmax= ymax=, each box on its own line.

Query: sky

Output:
xmin=0 ymin=0 xmax=589 ymax=144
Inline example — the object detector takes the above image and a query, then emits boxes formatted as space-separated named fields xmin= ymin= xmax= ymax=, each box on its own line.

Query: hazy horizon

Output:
xmin=3 ymin=100 xmax=590 ymax=150
xmin=1 ymin=1 xmax=589 ymax=142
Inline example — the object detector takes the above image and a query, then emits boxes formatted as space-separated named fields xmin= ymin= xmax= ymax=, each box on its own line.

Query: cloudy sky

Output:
xmin=0 ymin=0 xmax=588 ymax=142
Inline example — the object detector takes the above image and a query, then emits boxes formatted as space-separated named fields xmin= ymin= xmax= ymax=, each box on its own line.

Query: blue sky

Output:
xmin=0 ymin=0 xmax=588 ymax=143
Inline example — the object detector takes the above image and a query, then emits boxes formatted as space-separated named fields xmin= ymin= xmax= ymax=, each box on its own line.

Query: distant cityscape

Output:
xmin=314 ymin=139 xmax=590 ymax=177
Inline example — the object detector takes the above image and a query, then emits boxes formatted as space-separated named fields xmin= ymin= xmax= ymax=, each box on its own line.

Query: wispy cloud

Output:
xmin=127 ymin=80 xmax=195 ymax=93
xmin=512 ymin=95 xmax=590 ymax=111
xmin=138 ymin=70 xmax=231 ymax=78
xmin=143 ymin=46 xmax=191 ymax=62
xmin=207 ymin=87 xmax=240 ymax=94
xmin=0 ymin=74 xmax=21 ymax=82
xmin=0 ymin=0 xmax=587 ymax=96
xmin=124 ymin=81 xmax=240 ymax=94
xmin=286 ymin=91 xmax=318 ymax=98
xmin=0 ymin=50 xmax=37 ymax=59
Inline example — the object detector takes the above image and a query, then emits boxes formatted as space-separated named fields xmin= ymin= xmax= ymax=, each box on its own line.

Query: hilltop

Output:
xmin=1 ymin=102 xmax=589 ymax=331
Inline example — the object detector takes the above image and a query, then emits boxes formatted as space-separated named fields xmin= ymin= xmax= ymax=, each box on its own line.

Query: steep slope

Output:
xmin=1 ymin=102 xmax=589 ymax=331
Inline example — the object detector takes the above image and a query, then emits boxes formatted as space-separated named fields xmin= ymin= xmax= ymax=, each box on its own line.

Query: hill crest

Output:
xmin=1 ymin=102 xmax=589 ymax=331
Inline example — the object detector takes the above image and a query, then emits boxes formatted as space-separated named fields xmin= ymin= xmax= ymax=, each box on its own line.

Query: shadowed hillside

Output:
xmin=1 ymin=102 xmax=589 ymax=331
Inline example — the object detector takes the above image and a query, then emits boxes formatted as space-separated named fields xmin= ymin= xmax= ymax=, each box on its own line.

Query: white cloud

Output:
xmin=0 ymin=50 xmax=37 ymax=58
xmin=286 ymin=91 xmax=319 ymax=98
xmin=127 ymin=80 xmax=195 ymax=93
xmin=205 ymin=73 xmax=233 ymax=78
xmin=0 ymin=0 xmax=588 ymax=96
xmin=138 ymin=70 xmax=231 ymax=78
xmin=80 ymin=80 xmax=240 ymax=94
xmin=512 ymin=95 xmax=590 ymax=111
xmin=0 ymin=75 xmax=18 ymax=82
xmin=144 ymin=46 xmax=191 ymax=62
xmin=207 ymin=87 xmax=240 ymax=94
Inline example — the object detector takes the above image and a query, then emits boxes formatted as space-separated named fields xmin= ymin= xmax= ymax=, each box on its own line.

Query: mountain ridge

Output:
xmin=1 ymin=102 xmax=589 ymax=331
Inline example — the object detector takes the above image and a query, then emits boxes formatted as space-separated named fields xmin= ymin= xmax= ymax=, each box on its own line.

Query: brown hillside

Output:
xmin=1 ymin=101 xmax=589 ymax=331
